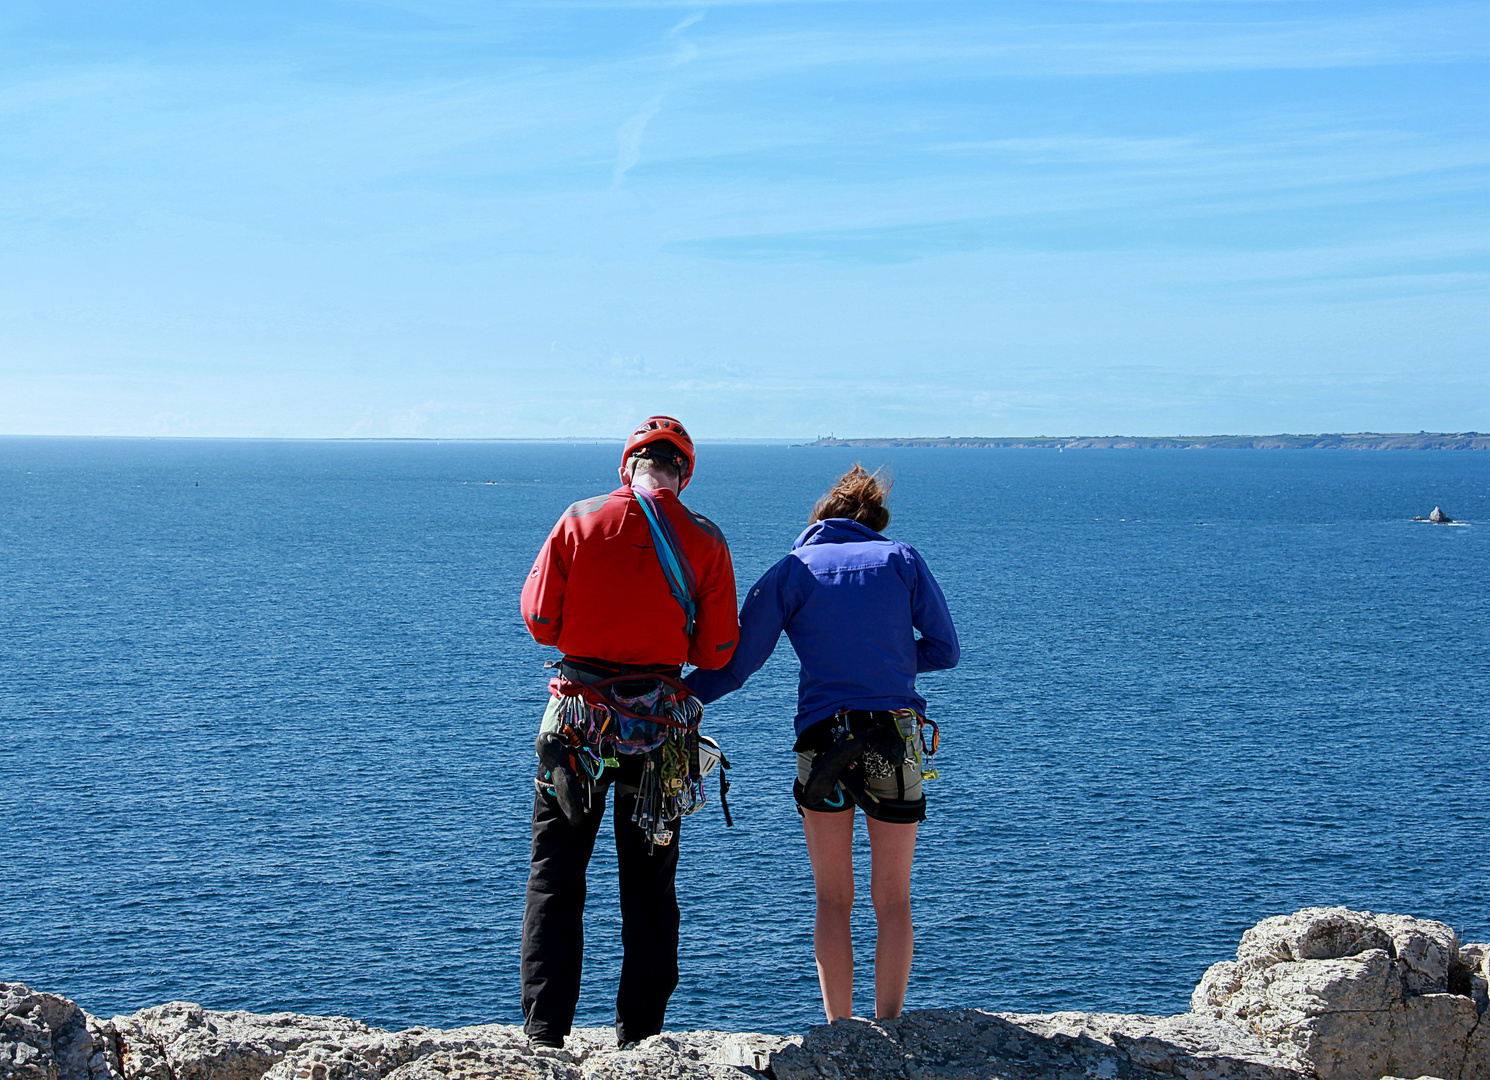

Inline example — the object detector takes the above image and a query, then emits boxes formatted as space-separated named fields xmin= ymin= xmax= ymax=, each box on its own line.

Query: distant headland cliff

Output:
xmin=7 ymin=907 xmax=1488 ymax=1080
xmin=805 ymin=432 xmax=1490 ymax=450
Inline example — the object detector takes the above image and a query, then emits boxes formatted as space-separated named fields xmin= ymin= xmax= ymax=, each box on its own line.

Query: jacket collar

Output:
xmin=792 ymin=517 xmax=887 ymax=549
xmin=617 ymin=484 xmax=679 ymax=502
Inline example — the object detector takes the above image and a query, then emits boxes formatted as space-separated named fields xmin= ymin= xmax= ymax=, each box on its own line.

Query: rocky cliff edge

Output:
xmin=5 ymin=908 xmax=1487 ymax=1080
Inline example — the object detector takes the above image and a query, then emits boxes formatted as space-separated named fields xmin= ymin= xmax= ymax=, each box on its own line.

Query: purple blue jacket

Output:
xmin=684 ymin=518 xmax=960 ymax=735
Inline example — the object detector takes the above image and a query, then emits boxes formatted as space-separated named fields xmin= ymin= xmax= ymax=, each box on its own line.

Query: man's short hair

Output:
xmin=629 ymin=439 xmax=686 ymax=481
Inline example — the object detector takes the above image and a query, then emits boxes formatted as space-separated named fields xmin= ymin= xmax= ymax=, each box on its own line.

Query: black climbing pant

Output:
xmin=520 ymin=769 xmax=681 ymax=1046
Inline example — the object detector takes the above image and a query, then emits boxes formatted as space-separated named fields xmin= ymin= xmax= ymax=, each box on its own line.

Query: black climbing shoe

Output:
xmin=535 ymin=732 xmax=588 ymax=827
xmin=802 ymin=732 xmax=866 ymax=805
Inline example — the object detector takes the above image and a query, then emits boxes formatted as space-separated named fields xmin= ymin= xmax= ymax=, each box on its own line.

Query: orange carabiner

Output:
xmin=920 ymin=716 xmax=940 ymax=757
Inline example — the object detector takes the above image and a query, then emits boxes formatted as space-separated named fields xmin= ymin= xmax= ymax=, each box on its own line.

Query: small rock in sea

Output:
xmin=1428 ymin=506 xmax=1453 ymax=522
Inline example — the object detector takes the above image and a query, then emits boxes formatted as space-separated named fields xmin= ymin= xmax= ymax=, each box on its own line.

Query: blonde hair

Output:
xmin=810 ymin=463 xmax=891 ymax=531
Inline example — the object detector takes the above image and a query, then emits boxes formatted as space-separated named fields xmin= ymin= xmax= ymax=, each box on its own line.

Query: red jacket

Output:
xmin=521 ymin=486 xmax=739 ymax=669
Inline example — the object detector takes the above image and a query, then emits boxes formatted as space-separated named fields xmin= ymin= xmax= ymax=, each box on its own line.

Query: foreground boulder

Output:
xmin=1192 ymin=907 xmax=1489 ymax=1080
xmin=6 ymin=908 xmax=1487 ymax=1080
xmin=1 ymin=984 xmax=114 ymax=1080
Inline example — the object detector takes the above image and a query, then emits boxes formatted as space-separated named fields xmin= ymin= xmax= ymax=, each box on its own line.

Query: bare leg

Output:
xmin=801 ymin=809 xmax=856 ymax=1021
xmin=866 ymin=816 xmax=917 ymax=1018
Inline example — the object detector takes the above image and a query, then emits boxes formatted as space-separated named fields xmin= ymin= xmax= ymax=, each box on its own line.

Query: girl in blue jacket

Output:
xmin=687 ymin=465 xmax=960 ymax=1022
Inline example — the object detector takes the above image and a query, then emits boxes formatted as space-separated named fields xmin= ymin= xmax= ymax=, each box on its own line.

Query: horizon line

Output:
xmin=3 ymin=430 xmax=1485 ymax=443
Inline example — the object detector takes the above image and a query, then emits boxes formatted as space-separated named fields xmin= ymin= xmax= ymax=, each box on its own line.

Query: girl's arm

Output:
xmin=684 ymin=557 xmax=798 ymax=702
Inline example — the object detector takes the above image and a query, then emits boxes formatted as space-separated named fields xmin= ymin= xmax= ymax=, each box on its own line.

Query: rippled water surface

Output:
xmin=3 ymin=438 xmax=1486 ymax=1034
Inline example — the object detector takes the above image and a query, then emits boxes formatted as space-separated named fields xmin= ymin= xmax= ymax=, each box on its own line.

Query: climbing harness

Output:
xmin=801 ymin=708 xmax=941 ymax=817
xmin=537 ymin=671 xmax=732 ymax=850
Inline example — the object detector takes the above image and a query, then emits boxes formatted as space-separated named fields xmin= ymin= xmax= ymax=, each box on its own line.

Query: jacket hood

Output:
xmin=793 ymin=517 xmax=887 ymax=549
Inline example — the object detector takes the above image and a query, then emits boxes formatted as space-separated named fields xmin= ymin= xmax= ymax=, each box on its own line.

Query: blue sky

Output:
xmin=1 ymin=0 xmax=1485 ymax=438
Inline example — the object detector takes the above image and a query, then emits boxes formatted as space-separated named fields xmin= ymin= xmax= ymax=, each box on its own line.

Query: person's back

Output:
xmin=686 ymin=464 xmax=958 ymax=1022
xmin=519 ymin=416 xmax=738 ymax=1051
xmin=521 ymin=486 xmax=735 ymax=668
xmin=759 ymin=516 xmax=958 ymax=731
xmin=690 ymin=508 xmax=958 ymax=740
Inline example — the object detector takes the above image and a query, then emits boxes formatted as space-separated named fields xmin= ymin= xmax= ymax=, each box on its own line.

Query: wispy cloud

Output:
xmin=612 ymin=94 xmax=665 ymax=186
xmin=668 ymin=12 xmax=704 ymax=65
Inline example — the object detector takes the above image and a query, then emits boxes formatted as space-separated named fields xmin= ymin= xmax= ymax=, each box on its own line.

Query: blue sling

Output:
xmin=632 ymin=486 xmax=698 ymax=636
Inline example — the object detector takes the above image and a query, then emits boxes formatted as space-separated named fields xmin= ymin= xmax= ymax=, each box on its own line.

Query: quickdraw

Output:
xmin=910 ymin=711 xmax=940 ymax=781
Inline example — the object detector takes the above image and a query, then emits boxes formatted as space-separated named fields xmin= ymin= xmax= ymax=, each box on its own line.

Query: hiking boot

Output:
xmin=535 ymin=732 xmax=588 ymax=827
xmin=802 ymin=732 xmax=866 ymax=805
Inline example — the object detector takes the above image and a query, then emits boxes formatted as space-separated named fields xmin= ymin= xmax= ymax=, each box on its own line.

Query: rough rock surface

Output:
xmin=1192 ymin=907 xmax=1489 ymax=1080
xmin=8 ymin=908 xmax=1489 ymax=1080
xmin=112 ymin=1002 xmax=379 ymax=1080
xmin=769 ymin=1009 xmax=1310 ymax=1079
xmin=2 ymin=984 xmax=115 ymax=1080
xmin=3 ymin=997 xmax=786 ymax=1080
xmin=254 ymin=1024 xmax=786 ymax=1080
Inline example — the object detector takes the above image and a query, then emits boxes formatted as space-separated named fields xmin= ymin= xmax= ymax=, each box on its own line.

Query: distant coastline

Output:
xmin=803 ymin=432 xmax=1489 ymax=450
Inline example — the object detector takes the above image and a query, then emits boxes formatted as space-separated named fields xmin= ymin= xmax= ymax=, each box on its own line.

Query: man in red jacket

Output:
xmin=519 ymin=416 xmax=738 ymax=1050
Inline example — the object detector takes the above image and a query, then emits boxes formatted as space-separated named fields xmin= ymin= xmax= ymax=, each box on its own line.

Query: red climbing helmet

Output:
xmin=623 ymin=415 xmax=695 ymax=489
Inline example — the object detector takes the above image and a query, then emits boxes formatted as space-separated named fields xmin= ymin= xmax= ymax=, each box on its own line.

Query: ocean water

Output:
xmin=2 ymin=438 xmax=1486 ymax=1035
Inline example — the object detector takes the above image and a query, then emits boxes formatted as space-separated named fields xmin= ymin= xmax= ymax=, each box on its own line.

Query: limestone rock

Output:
xmin=1453 ymin=942 xmax=1488 ymax=1011
xmin=1233 ymin=908 xmax=1394 ymax=966
xmin=577 ymin=1030 xmax=786 ymax=1079
xmin=255 ymin=1024 xmax=532 ymax=1080
xmin=768 ymin=1008 xmax=1308 ymax=1080
xmin=1 ymin=983 xmax=114 ymax=1080
xmin=1190 ymin=907 xmax=1485 ymax=1080
xmin=8 ymin=909 xmax=1490 ymax=1080
xmin=103 ymin=1009 xmax=782 ymax=1080
xmin=113 ymin=1003 xmax=378 ymax=1080
xmin=1428 ymin=507 xmax=1452 ymax=522
xmin=1372 ymin=914 xmax=1459 ymax=994
xmin=379 ymin=1048 xmax=573 ymax=1080
xmin=265 ymin=1026 xmax=783 ymax=1080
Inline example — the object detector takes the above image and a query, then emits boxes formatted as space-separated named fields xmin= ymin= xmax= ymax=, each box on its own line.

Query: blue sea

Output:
xmin=3 ymin=438 xmax=1486 ymax=1035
